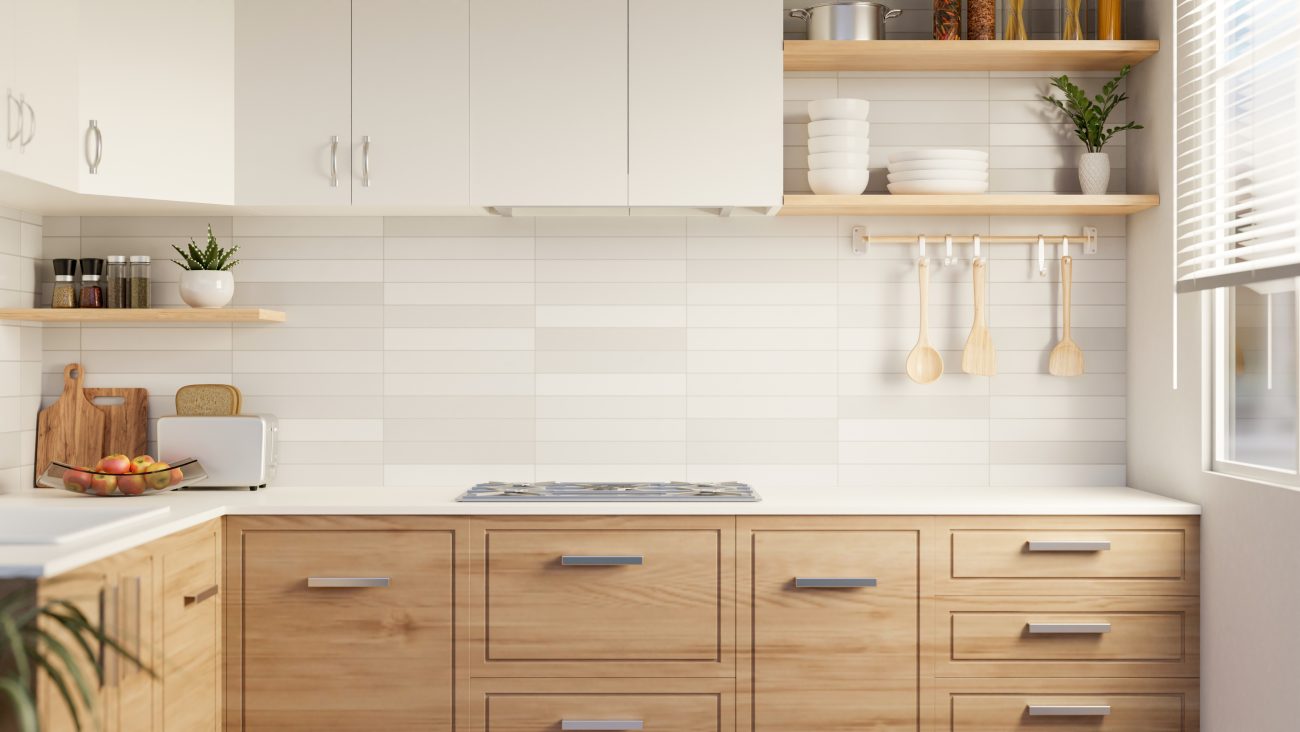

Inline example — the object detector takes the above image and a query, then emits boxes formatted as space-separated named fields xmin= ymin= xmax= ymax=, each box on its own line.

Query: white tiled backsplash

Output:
xmin=0 ymin=208 xmax=43 ymax=491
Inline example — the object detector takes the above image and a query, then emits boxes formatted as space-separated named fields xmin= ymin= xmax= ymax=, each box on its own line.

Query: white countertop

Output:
xmin=0 ymin=485 xmax=1200 ymax=579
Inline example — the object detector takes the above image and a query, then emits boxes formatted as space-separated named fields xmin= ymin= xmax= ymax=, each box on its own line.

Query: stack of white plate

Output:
xmin=886 ymin=149 xmax=990 ymax=194
xmin=806 ymin=98 xmax=870 ymax=195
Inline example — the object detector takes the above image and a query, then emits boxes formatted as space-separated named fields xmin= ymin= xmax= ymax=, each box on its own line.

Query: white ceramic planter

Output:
xmin=179 ymin=270 xmax=235 ymax=308
xmin=1078 ymin=152 xmax=1111 ymax=195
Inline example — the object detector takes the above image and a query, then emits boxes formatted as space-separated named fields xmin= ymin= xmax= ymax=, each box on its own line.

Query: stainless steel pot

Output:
xmin=789 ymin=1 xmax=901 ymax=40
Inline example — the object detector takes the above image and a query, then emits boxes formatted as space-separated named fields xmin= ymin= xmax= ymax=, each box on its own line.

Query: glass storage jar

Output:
xmin=51 ymin=259 xmax=77 ymax=309
xmin=129 ymin=255 xmax=151 ymax=309
xmin=105 ymin=255 xmax=128 ymax=308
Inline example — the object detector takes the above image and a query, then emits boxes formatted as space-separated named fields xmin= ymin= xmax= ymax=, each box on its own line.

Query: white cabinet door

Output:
xmin=234 ymin=0 xmax=350 ymax=206
xmin=0 ymin=0 xmax=16 ymax=176
xmin=78 ymin=0 xmax=234 ymax=203
xmin=352 ymin=0 xmax=469 ymax=206
xmin=629 ymin=0 xmax=781 ymax=207
xmin=5 ymin=0 xmax=77 ymax=190
xmin=470 ymin=0 xmax=627 ymax=206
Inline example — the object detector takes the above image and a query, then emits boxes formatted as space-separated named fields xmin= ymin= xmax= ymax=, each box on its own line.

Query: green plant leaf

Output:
xmin=32 ymin=627 xmax=96 ymax=713
xmin=31 ymin=652 xmax=84 ymax=732
xmin=0 ymin=677 xmax=38 ymax=732
xmin=0 ymin=614 xmax=30 ymax=688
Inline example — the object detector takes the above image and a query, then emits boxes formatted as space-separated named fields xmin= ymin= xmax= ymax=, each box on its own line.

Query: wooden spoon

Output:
xmin=1048 ymin=254 xmax=1085 ymax=376
xmin=906 ymin=257 xmax=944 ymax=384
xmin=961 ymin=257 xmax=996 ymax=376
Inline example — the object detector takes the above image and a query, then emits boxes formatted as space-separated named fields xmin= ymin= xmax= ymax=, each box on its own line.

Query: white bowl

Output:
xmin=887 ymin=158 xmax=989 ymax=173
xmin=808 ymin=98 xmax=870 ymax=121
xmin=888 ymin=149 xmax=989 ymax=164
xmin=808 ymin=119 xmax=869 ymax=138
xmin=808 ymin=152 xmax=869 ymax=170
xmin=887 ymin=180 xmax=989 ymax=195
xmin=807 ymin=135 xmax=871 ymax=154
xmin=887 ymin=169 xmax=989 ymax=183
xmin=808 ymin=168 xmax=870 ymax=195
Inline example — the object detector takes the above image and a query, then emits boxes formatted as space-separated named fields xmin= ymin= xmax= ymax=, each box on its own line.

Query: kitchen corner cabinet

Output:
xmin=0 ymin=0 xmax=78 ymax=191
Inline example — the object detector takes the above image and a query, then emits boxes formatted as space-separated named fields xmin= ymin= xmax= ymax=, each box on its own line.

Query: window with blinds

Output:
xmin=1175 ymin=0 xmax=1300 ymax=294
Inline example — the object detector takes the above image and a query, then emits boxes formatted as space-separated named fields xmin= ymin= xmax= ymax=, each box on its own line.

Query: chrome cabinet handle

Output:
xmin=184 ymin=584 xmax=219 ymax=607
xmin=361 ymin=135 xmax=371 ymax=187
xmin=794 ymin=577 xmax=877 ymax=588
xmin=85 ymin=120 xmax=103 ymax=174
xmin=307 ymin=577 xmax=390 ymax=588
xmin=1028 ymin=622 xmax=1111 ymax=634
xmin=1028 ymin=705 xmax=1111 ymax=717
xmin=561 ymin=555 xmax=644 ymax=566
xmin=329 ymin=135 xmax=339 ymax=187
xmin=1027 ymin=540 xmax=1111 ymax=552
xmin=19 ymin=99 xmax=34 ymax=147
xmin=562 ymin=722 xmax=644 ymax=731
xmin=6 ymin=91 xmax=20 ymax=147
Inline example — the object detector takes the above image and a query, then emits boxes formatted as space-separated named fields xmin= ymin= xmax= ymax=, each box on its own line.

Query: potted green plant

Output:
xmin=171 ymin=225 xmax=240 ymax=308
xmin=1042 ymin=64 xmax=1143 ymax=195
xmin=0 ymin=588 xmax=149 ymax=731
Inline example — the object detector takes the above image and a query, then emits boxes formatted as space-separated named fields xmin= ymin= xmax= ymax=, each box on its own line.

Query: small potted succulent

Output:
xmin=171 ymin=225 xmax=240 ymax=308
xmin=1043 ymin=64 xmax=1143 ymax=195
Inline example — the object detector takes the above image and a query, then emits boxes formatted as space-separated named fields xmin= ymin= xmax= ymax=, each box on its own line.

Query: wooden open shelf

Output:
xmin=784 ymin=40 xmax=1160 ymax=72
xmin=0 ymin=308 xmax=286 ymax=323
xmin=778 ymin=194 xmax=1159 ymax=217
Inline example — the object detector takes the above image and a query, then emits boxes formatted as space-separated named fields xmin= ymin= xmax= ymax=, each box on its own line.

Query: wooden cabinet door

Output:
xmin=113 ymin=551 xmax=157 ymax=732
xmin=161 ymin=523 xmax=221 ymax=732
xmin=472 ymin=678 xmax=734 ymax=732
xmin=741 ymin=518 xmax=926 ymax=732
xmin=232 ymin=517 xmax=461 ymax=731
xmin=351 ymin=0 xmax=469 ymax=206
xmin=628 ymin=0 xmax=781 ymax=207
xmin=36 ymin=562 xmax=111 ymax=732
xmin=469 ymin=0 xmax=627 ymax=206
xmin=234 ymin=0 xmax=350 ymax=205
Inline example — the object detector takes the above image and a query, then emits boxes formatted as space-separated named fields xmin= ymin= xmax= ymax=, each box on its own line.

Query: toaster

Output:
xmin=156 ymin=415 xmax=278 ymax=490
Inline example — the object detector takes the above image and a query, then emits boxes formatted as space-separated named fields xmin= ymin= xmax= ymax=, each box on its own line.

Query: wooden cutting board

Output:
xmin=85 ymin=387 xmax=149 ymax=460
xmin=35 ymin=363 xmax=107 ymax=484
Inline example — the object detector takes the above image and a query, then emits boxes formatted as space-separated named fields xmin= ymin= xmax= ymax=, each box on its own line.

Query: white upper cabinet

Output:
xmin=629 ymin=0 xmax=781 ymax=207
xmin=352 ymin=0 xmax=469 ymax=207
xmin=470 ymin=0 xmax=629 ymax=207
xmin=78 ymin=0 xmax=235 ymax=204
xmin=235 ymin=0 xmax=351 ymax=206
xmin=3 ymin=0 xmax=78 ymax=190
xmin=0 ymin=0 xmax=15 ymax=175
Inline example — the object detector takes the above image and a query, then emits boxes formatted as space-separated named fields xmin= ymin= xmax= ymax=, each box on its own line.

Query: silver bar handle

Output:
xmin=361 ymin=135 xmax=371 ymax=187
xmin=307 ymin=577 xmax=390 ymax=588
xmin=85 ymin=120 xmax=102 ymax=174
xmin=184 ymin=584 xmax=220 ymax=607
xmin=1028 ymin=705 xmax=1111 ymax=717
xmin=1028 ymin=623 xmax=1112 ymax=634
xmin=6 ymin=91 xmax=21 ymax=146
xmin=19 ymin=99 xmax=34 ymax=147
xmin=329 ymin=135 xmax=339 ymax=187
xmin=795 ymin=577 xmax=877 ymax=588
xmin=561 ymin=555 xmax=644 ymax=566
xmin=562 ymin=722 xmax=644 ymax=731
xmin=1027 ymin=540 xmax=1111 ymax=552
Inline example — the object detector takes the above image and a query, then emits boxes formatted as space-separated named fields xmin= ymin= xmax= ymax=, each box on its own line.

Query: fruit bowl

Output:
xmin=38 ymin=458 xmax=207 ymax=496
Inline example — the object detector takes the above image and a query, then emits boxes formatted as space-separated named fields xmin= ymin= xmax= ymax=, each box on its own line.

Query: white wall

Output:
xmin=1127 ymin=1 xmax=1300 ymax=729
xmin=0 ymin=208 xmax=43 ymax=492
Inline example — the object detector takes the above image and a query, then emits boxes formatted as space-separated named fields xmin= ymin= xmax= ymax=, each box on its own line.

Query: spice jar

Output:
xmin=129 ymin=255 xmax=151 ymax=309
xmin=967 ymin=0 xmax=995 ymax=40
xmin=52 ymin=259 xmax=77 ymax=309
xmin=105 ymin=255 xmax=128 ymax=308
xmin=79 ymin=258 xmax=105 ymax=309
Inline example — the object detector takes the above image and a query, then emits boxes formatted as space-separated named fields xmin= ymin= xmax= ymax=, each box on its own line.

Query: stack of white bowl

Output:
xmin=806 ymin=98 xmax=870 ymax=195
xmin=886 ymin=149 xmax=990 ymax=194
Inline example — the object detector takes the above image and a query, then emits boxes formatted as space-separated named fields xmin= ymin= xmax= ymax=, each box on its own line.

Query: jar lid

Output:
xmin=80 ymin=258 xmax=105 ymax=276
xmin=107 ymin=255 xmax=127 ymax=263
xmin=82 ymin=274 xmax=101 ymax=281
xmin=129 ymin=255 xmax=151 ymax=263
xmin=53 ymin=259 xmax=77 ymax=277
xmin=54 ymin=275 xmax=74 ymax=282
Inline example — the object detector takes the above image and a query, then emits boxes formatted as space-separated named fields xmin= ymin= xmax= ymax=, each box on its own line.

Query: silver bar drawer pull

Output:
xmin=794 ymin=577 xmax=877 ymax=589
xmin=1027 ymin=540 xmax=1111 ymax=552
xmin=307 ymin=577 xmax=391 ymax=588
xmin=561 ymin=555 xmax=644 ymax=566
xmin=1028 ymin=623 xmax=1112 ymax=634
xmin=1028 ymin=705 xmax=1111 ymax=717
xmin=561 ymin=721 xmax=644 ymax=731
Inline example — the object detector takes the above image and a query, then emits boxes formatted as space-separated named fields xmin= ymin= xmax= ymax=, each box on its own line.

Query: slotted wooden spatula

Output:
xmin=961 ymin=257 xmax=996 ymax=376
xmin=906 ymin=257 xmax=944 ymax=384
xmin=1049 ymin=254 xmax=1085 ymax=376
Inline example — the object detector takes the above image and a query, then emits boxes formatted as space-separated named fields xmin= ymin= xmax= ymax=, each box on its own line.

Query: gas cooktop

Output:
xmin=457 ymin=481 xmax=759 ymax=502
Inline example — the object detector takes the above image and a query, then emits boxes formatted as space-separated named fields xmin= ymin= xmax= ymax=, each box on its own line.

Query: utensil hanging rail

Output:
xmin=849 ymin=227 xmax=1100 ymax=255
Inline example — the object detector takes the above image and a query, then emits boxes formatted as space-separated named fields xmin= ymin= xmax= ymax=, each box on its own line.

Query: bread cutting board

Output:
xmin=35 ymin=364 xmax=107 ymax=485
xmin=85 ymin=387 xmax=148 ymax=460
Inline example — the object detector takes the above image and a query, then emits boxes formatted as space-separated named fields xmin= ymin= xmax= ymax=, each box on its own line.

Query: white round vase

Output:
xmin=1078 ymin=152 xmax=1111 ymax=195
xmin=179 ymin=270 xmax=235 ymax=308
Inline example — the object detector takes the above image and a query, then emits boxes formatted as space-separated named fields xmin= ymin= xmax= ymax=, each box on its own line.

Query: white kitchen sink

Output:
xmin=0 ymin=505 xmax=172 ymax=545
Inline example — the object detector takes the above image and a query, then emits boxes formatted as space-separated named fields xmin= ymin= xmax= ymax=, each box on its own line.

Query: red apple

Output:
xmin=95 ymin=454 xmax=131 ymax=475
xmin=89 ymin=473 xmax=118 ymax=496
xmin=129 ymin=455 xmax=156 ymax=473
xmin=63 ymin=467 xmax=93 ymax=493
xmin=117 ymin=473 xmax=148 ymax=496
xmin=145 ymin=463 xmax=174 ymax=491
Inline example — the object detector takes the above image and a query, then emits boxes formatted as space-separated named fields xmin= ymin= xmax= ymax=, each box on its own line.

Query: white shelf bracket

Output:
xmin=490 ymin=206 xmax=514 ymax=217
xmin=851 ymin=226 xmax=869 ymax=256
xmin=1083 ymin=225 xmax=1099 ymax=255
xmin=718 ymin=207 xmax=736 ymax=218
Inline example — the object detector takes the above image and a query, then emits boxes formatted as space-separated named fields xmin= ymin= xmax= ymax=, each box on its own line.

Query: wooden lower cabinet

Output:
xmin=161 ymin=521 xmax=223 ymax=731
xmin=937 ymin=678 xmax=1199 ymax=731
xmin=469 ymin=678 xmax=734 ymax=732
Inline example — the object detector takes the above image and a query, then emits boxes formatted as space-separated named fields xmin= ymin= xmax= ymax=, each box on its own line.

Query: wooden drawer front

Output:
xmin=949 ymin=692 xmax=1187 ymax=732
xmin=475 ymin=518 xmax=732 ymax=676
xmin=162 ymin=526 xmax=221 ymax=731
xmin=939 ymin=596 xmax=1197 ymax=678
xmin=241 ymin=529 xmax=455 ymax=731
xmin=483 ymin=693 xmax=721 ymax=732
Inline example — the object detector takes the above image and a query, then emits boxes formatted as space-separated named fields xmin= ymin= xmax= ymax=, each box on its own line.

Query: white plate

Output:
xmin=887 ymin=158 xmax=988 ymax=173
xmin=887 ymin=169 xmax=988 ymax=182
xmin=888 ymin=149 xmax=989 ymax=164
xmin=887 ymin=180 xmax=990 ymax=194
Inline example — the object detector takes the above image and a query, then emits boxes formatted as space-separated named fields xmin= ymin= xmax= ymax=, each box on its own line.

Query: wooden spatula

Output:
xmin=1049 ymin=254 xmax=1085 ymax=376
xmin=906 ymin=257 xmax=944 ymax=384
xmin=961 ymin=257 xmax=996 ymax=376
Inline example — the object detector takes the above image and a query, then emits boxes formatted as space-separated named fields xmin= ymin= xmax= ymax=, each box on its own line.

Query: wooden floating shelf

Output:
xmin=0 ymin=308 xmax=286 ymax=323
xmin=784 ymin=40 xmax=1160 ymax=72
xmin=778 ymin=194 xmax=1160 ymax=217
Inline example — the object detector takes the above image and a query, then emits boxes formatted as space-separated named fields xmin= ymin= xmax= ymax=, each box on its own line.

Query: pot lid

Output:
xmin=793 ymin=0 xmax=895 ymax=9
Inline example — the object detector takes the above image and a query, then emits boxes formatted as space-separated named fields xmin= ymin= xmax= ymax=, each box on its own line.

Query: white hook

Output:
xmin=1037 ymin=235 xmax=1047 ymax=277
xmin=917 ymin=234 xmax=927 ymax=260
xmin=1061 ymin=235 xmax=1070 ymax=259
xmin=944 ymin=234 xmax=954 ymax=266
xmin=972 ymin=234 xmax=981 ymax=262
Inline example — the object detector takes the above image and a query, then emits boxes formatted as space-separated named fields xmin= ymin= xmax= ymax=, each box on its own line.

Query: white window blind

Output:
xmin=1176 ymin=0 xmax=1300 ymax=294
